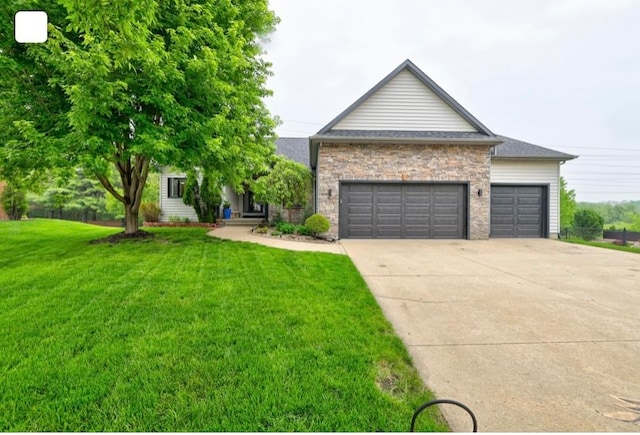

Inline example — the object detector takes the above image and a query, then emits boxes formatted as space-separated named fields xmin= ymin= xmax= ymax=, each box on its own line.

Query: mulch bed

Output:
xmin=252 ymin=228 xmax=336 ymax=244
xmin=89 ymin=230 xmax=156 ymax=244
xmin=143 ymin=222 xmax=217 ymax=228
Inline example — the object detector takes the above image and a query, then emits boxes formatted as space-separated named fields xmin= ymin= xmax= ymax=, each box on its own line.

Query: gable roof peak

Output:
xmin=317 ymin=59 xmax=495 ymax=137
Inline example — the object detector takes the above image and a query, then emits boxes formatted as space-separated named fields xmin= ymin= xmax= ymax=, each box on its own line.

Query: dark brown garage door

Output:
xmin=340 ymin=183 xmax=466 ymax=239
xmin=491 ymin=185 xmax=546 ymax=238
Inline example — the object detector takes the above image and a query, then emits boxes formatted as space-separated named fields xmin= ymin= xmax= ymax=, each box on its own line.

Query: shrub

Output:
xmin=168 ymin=216 xmax=191 ymax=223
xmin=270 ymin=230 xmax=282 ymax=237
xmin=302 ymin=206 xmax=314 ymax=222
xmin=573 ymin=208 xmax=604 ymax=241
xmin=277 ymin=222 xmax=296 ymax=234
xmin=255 ymin=226 xmax=268 ymax=234
xmin=140 ymin=202 xmax=161 ymax=222
xmin=304 ymin=214 xmax=330 ymax=235
xmin=1 ymin=183 xmax=28 ymax=220
xmin=295 ymin=225 xmax=313 ymax=236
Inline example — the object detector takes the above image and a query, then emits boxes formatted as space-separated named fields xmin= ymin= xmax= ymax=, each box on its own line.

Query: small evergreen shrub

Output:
xmin=255 ymin=226 xmax=268 ymax=234
xmin=573 ymin=208 xmax=604 ymax=241
xmin=140 ymin=202 xmax=161 ymax=222
xmin=304 ymin=214 xmax=330 ymax=235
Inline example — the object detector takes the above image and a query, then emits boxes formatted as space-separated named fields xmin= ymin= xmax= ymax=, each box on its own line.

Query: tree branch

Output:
xmin=96 ymin=173 xmax=125 ymax=204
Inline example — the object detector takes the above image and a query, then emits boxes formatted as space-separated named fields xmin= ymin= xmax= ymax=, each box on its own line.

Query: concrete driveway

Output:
xmin=340 ymin=239 xmax=640 ymax=432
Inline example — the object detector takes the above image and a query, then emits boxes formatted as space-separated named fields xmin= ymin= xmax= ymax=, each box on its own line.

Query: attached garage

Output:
xmin=339 ymin=182 xmax=466 ymax=239
xmin=490 ymin=185 xmax=547 ymax=238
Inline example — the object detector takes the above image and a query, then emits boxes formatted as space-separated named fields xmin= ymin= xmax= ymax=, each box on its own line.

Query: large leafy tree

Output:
xmin=253 ymin=156 xmax=312 ymax=223
xmin=560 ymin=176 xmax=577 ymax=230
xmin=1 ymin=0 xmax=278 ymax=234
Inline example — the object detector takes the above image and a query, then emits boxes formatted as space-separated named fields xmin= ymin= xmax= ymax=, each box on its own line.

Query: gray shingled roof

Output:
xmin=275 ymin=137 xmax=309 ymax=167
xmin=493 ymin=135 xmax=577 ymax=161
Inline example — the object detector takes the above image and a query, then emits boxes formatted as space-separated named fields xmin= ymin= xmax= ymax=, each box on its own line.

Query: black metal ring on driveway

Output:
xmin=410 ymin=399 xmax=478 ymax=432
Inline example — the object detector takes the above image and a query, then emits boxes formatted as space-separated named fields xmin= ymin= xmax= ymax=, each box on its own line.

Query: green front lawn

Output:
xmin=0 ymin=220 xmax=446 ymax=431
xmin=560 ymin=237 xmax=640 ymax=254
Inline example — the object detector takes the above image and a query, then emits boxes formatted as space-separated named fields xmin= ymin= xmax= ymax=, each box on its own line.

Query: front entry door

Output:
xmin=243 ymin=190 xmax=266 ymax=217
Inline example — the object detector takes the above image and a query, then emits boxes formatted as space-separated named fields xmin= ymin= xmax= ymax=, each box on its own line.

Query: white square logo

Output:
xmin=15 ymin=11 xmax=48 ymax=43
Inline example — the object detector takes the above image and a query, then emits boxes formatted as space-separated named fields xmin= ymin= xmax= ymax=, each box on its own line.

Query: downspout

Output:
xmin=314 ymin=141 xmax=320 ymax=213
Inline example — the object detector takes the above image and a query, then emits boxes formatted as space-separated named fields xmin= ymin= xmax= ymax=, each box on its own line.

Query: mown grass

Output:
xmin=560 ymin=237 xmax=640 ymax=254
xmin=0 ymin=219 xmax=447 ymax=431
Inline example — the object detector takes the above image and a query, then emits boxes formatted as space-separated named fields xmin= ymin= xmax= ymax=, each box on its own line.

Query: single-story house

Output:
xmin=159 ymin=59 xmax=576 ymax=238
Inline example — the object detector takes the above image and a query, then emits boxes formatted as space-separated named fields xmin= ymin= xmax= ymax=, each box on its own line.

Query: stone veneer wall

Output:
xmin=316 ymin=142 xmax=492 ymax=239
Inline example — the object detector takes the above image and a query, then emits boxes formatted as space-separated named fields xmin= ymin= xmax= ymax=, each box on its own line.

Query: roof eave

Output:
xmin=310 ymin=135 xmax=502 ymax=146
xmin=491 ymin=155 xmax=579 ymax=162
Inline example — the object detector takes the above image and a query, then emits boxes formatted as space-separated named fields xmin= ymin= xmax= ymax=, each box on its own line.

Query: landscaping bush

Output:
xmin=295 ymin=225 xmax=313 ymax=236
xmin=140 ymin=202 xmax=161 ymax=222
xmin=169 ymin=216 xmax=191 ymax=223
xmin=304 ymin=214 xmax=330 ymax=235
xmin=254 ymin=226 xmax=268 ymax=234
xmin=1 ymin=183 xmax=28 ymax=220
xmin=573 ymin=208 xmax=604 ymax=241
xmin=276 ymin=222 xmax=296 ymax=234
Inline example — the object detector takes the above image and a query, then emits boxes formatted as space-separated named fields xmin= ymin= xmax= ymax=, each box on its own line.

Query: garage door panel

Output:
xmin=348 ymin=215 xmax=372 ymax=224
xmin=491 ymin=185 xmax=545 ymax=238
xmin=492 ymin=197 xmax=515 ymax=206
xmin=348 ymin=196 xmax=373 ymax=205
xmin=405 ymin=195 xmax=429 ymax=205
xmin=405 ymin=215 xmax=428 ymax=224
xmin=377 ymin=215 xmax=402 ymax=225
xmin=341 ymin=183 xmax=465 ymax=239
xmin=434 ymin=196 xmax=460 ymax=205
xmin=348 ymin=204 xmax=372 ymax=213
xmin=349 ymin=228 xmax=374 ymax=238
xmin=514 ymin=186 xmax=541 ymax=195
xmin=517 ymin=197 xmax=541 ymax=206
xmin=517 ymin=216 xmax=540 ymax=225
xmin=434 ymin=205 xmax=460 ymax=215
xmin=377 ymin=195 xmax=401 ymax=205
xmin=492 ymin=205 xmax=514 ymax=215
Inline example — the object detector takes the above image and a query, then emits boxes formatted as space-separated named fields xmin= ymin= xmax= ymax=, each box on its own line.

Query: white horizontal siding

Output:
xmin=159 ymin=167 xmax=198 ymax=222
xmin=334 ymin=69 xmax=477 ymax=132
xmin=490 ymin=160 xmax=561 ymax=235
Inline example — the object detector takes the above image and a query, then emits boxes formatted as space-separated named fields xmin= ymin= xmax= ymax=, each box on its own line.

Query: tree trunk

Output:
xmin=96 ymin=151 xmax=150 ymax=235
xmin=124 ymin=203 xmax=139 ymax=234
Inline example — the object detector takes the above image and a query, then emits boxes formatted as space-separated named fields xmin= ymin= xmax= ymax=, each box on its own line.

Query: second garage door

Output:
xmin=490 ymin=185 xmax=546 ymax=238
xmin=340 ymin=183 xmax=466 ymax=239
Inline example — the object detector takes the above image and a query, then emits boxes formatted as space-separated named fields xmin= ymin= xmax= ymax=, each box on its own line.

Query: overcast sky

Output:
xmin=261 ymin=0 xmax=640 ymax=203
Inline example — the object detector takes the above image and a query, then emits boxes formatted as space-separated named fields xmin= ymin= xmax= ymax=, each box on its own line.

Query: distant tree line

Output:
xmin=561 ymin=177 xmax=640 ymax=239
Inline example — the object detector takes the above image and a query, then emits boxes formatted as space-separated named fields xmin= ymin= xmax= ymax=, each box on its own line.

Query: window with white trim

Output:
xmin=168 ymin=177 xmax=186 ymax=198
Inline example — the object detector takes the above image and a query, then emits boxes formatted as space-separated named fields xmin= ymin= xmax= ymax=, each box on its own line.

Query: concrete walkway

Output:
xmin=207 ymin=225 xmax=347 ymax=255
xmin=341 ymin=239 xmax=640 ymax=432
